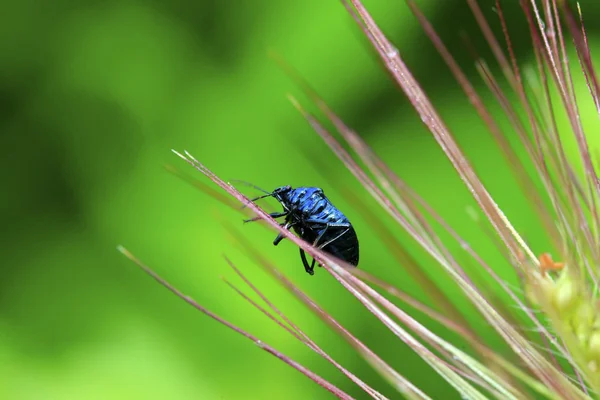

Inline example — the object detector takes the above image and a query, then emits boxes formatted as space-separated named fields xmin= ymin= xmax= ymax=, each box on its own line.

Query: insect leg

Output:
xmin=299 ymin=225 xmax=332 ymax=272
xmin=299 ymin=248 xmax=315 ymax=275
xmin=318 ymin=228 xmax=350 ymax=249
xmin=244 ymin=211 xmax=288 ymax=223
xmin=273 ymin=231 xmax=285 ymax=245
xmin=269 ymin=211 xmax=289 ymax=219
xmin=308 ymin=223 xmax=351 ymax=269
xmin=305 ymin=218 xmax=350 ymax=228
xmin=273 ymin=220 xmax=296 ymax=246
xmin=303 ymin=221 xmax=350 ymax=247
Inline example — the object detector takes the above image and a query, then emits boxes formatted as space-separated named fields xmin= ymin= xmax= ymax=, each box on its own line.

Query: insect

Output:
xmin=243 ymin=184 xmax=359 ymax=275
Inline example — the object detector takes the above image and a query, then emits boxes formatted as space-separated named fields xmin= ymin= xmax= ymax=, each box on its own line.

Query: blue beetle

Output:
xmin=245 ymin=185 xmax=359 ymax=275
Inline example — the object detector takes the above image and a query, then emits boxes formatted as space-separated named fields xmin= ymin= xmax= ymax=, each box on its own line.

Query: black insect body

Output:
xmin=245 ymin=185 xmax=359 ymax=275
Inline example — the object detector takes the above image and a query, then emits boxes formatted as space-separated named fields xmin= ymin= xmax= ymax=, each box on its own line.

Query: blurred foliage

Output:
xmin=2 ymin=0 xmax=600 ymax=399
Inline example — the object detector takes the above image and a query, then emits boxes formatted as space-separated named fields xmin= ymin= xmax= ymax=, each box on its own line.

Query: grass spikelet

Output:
xmin=120 ymin=0 xmax=600 ymax=398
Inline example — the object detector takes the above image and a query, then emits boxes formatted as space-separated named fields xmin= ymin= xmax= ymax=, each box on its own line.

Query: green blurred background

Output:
xmin=3 ymin=1 xmax=600 ymax=399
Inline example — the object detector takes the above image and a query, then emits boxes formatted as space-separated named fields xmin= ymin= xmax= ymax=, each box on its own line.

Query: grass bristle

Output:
xmin=117 ymin=246 xmax=354 ymax=399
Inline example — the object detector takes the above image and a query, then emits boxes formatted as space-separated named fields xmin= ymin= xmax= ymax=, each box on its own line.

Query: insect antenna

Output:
xmin=243 ymin=191 xmax=275 ymax=207
xmin=239 ymin=193 xmax=281 ymax=224
xmin=242 ymin=193 xmax=278 ymax=223
xmin=230 ymin=179 xmax=271 ymax=194
xmin=230 ymin=179 xmax=276 ymax=211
